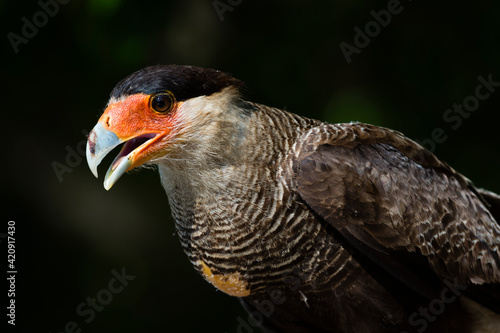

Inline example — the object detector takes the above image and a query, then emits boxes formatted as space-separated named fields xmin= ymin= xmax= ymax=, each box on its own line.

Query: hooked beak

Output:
xmin=86 ymin=122 xmax=157 ymax=190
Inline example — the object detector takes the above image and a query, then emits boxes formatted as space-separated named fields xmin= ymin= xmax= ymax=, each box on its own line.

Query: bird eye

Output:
xmin=150 ymin=91 xmax=175 ymax=114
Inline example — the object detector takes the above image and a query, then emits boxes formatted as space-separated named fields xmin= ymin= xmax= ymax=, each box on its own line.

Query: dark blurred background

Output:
xmin=2 ymin=0 xmax=500 ymax=332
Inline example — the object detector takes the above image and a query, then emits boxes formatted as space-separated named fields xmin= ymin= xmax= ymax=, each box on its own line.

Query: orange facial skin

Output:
xmin=97 ymin=93 xmax=182 ymax=172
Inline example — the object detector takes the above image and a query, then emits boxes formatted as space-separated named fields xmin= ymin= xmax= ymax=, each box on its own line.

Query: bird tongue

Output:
xmin=110 ymin=156 xmax=127 ymax=171
xmin=104 ymin=134 xmax=156 ymax=190
xmin=110 ymin=135 xmax=155 ymax=170
xmin=104 ymin=153 xmax=132 ymax=190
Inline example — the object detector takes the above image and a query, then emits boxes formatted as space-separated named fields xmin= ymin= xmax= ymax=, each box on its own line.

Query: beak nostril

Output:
xmin=105 ymin=117 xmax=111 ymax=128
xmin=88 ymin=132 xmax=96 ymax=155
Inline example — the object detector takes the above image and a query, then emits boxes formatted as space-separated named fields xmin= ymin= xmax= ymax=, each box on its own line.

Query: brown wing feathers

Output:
xmin=291 ymin=123 xmax=500 ymax=298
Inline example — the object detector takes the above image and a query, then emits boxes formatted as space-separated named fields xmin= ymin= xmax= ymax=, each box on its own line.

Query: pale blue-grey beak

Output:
xmin=86 ymin=122 xmax=131 ymax=190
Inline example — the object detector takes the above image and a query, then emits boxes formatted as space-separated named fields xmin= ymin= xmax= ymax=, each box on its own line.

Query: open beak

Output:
xmin=86 ymin=122 xmax=157 ymax=190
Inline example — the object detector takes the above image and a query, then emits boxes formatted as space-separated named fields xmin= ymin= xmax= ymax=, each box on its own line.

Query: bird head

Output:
xmin=86 ymin=65 xmax=245 ymax=190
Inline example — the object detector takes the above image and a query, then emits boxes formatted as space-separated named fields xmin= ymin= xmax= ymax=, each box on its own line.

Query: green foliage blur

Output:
xmin=2 ymin=0 xmax=500 ymax=332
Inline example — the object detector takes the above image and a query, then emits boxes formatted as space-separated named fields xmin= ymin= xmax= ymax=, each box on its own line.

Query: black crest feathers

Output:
xmin=110 ymin=65 xmax=245 ymax=101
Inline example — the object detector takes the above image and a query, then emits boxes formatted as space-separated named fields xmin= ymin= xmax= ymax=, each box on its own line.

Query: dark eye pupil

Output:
xmin=153 ymin=95 xmax=171 ymax=112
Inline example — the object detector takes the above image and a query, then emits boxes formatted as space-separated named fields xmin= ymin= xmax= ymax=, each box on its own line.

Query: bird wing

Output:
xmin=286 ymin=123 xmax=500 ymax=298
